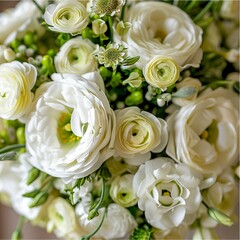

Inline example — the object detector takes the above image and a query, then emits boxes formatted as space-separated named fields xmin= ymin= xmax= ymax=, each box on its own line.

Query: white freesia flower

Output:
xmin=44 ymin=0 xmax=89 ymax=35
xmin=110 ymin=174 xmax=138 ymax=207
xmin=0 ymin=0 xmax=44 ymax=44
xmin=54 ymin=37 xmax=98 ymax=76
xmin=47 ymin=197 xmax=77 ymax=237
xmin=0 ymin=61 xmax=37 ymax=120
xmin=133 ymin=157 xmax=202 ymax=230
xmin=167 ymin=88 xmax=239 ymax=175
xmin=25 ymin=72 xmax=116 ymax=180
xmin=115 ymin=1 xmax=203 ymax=69
xmin=76 ymin=196 xmax=137 ymax=239
xmin=114 ymin=107 xmax=168 ymax=165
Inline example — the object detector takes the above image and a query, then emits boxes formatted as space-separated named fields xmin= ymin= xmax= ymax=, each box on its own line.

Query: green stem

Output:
xmin=120 ymin=0 xmax=127 ymax=21
xmin=16 ymin=216 xmax=26 ymax=231
xmin=199 ymin=80 xmax=235 ymax=94
xmin=81 ymin=208 xmax=107 ymax=240
xmin=194 ymin=1 xmax=214 ymax=22
xmin=94 ymin=179 xmax=106 ymax=211
xmin=32 ymin=0 xmax=44 ymax=14
xmin=0 ymin=144 xmax=25 ymax=154
xmin=108 ymin=16 xmax=113 ymax=43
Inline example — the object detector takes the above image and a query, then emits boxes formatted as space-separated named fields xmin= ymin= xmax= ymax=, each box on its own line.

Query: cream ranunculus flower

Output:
xmin=143 ymin=56 xmax=180 ymax=90
xmin=44 ymin=0 xmax=89 ymax=35
xmin=25 ymin=72 xmax=116 ymax=180
xmin=75 ymin=196 xmax=137 ymax=239
xmin=0 ymin=1 xmax=44 ymax=45
xmin=54 ymin=37 xmax=98 ymax=76
xmin=0 ymin=61 xmax=37 ymax=120
xmin=110 ymin=174 xmax=138 ymax=207
xmin=167 ymin=88 xmax=239 ymax=175
xmin=133 ymin=157 xmax=202 ymax=230
xmin=47 ymin=197 xmax=77 ymax=238
xmin=115 ymin=1 xmax=203 ymax=69
xmin=114 ymin=107 xmax=168 ymax=165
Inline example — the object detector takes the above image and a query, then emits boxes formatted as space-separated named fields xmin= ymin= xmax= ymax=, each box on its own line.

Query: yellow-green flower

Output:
xmin=143 ymin=56 xmax=180 ymax=90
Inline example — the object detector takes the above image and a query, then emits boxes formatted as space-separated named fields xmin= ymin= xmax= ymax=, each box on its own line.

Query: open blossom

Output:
xmin=0 ymin=61 xmax=37 ymax=120
xmin=115 ymin=1 xmax=202 ymax=69
xmin=54 ymin=37 xmax=98 ymax=76
xmin=143 ymin=56 xmax=180 ymax=90
xmin=0 ymin=1 xmax=44 ymax=44
xmin=76 ymin=196 xmax=137 ymax=239
xmin=133 ymin=157 xmax=202 ymax=230
xmin=167 ymin=88 xmax=239 ymax=175
xmin=44 ymin=0 xmax=89 ymax=35
xmin=114 ymin=107 xmax=168 ymax=165
xmin=25 ymin=72 xmax=116 ymax=180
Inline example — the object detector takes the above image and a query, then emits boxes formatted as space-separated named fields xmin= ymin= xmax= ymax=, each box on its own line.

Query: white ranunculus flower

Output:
xmin=47 ymin=197 xmax=77 ymax=238
xmin=110 ymin=174 xmax=138 ymax=207
xmin=25 ymin=72 xmax=116 ymax=180
xmin=114 ymin=107 xmax=168 ymax=165
xmin=0 ymin=0 xmax=44 ymax=44
xmin=44 ymin=0 xmax=89 ymax=35
xmin=0 ymin=61 xmax=37 ymax=120
xmin=76 ymin=196 xmax=137 ymax=239
xmin=167 ymin=88 xmax=239 ymax=175
xmin=133 ymin=157 xmax=202 ymax=230
xmin=54 ymin=37 xmax=98 ymax=76
xmin=115 ymin=1 xmax=203 ymax=69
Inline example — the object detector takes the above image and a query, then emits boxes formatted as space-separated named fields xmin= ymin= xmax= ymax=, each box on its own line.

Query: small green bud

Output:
xmin=99 ymin=66 xmax=112 ymax=79
xmin=47 ymin=49 xmax=56 ymax=57
xmin=122 ymin=56 xmax=140 ymax=66
xmin=29 ymin=191 xmax=49 ymax=208
xmin=125 ymin=91 xmax=143 ymax=106
xmin=116 ymin=21 xmax=132 ymax=36
xmin=88 ymin=209 xmax=99 ymax=220
xmin=92 ymin=19 xmax=108 ymax=35
xmin=4 ymin=48 xmax=16 ymax=62
xmin=81 ymin=28 xmax=93 ymax=40
xmin=16 ymin=127 xmax=25 ymax=144
xmin=23 ymin=32 xmax=35 ymax=46
xmin=208 ymin=207 xmax=233 ymax=226
xmin=11 ymin=230 xmax=22 ymax=240
xmin=29 ymin=44 xmax=38 ymax=52
xmin=42 ymin=55 xmax=53 ymax=67
xmin=22 ymin=189 xmax=41 ymax=198
xmin=26 ymin=167 xmax=41 ymax=185
xmin=11 ymin=39 xmax=21 ymax=51
xmin=122 ymin=72 xmax=143 ymax=88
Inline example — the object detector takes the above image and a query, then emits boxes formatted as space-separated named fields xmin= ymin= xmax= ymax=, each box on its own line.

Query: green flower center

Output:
xmin=200 ymin=119 xmax=219 ymax=144
xmin=57 ymin=112 xmax=80 ymax=144
xmin=93 ymin=0 xmax=120 ymax=15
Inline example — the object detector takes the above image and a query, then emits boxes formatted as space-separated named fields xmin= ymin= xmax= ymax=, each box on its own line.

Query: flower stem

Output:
xmin=120 ymin=0 xmax=128 ymax=21
xmin=32 ymin=0 xmax=44 ymax=14
xmin=194 ymin=1 xmax=214 ymax=22
xmin=108 ymin=16 xmax=113 ymax=43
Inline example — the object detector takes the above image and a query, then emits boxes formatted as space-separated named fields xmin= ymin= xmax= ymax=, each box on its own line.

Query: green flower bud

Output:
xmin=42 ymin=55 xmax=53 ymax=67
xmin=22 ymin=189 xmax=41 ymax=198
xmin=11 ymin=39 xmax=21 ymax=51
xmin=88 ymin=208 xmax=99 ymax=220
xmin=23 ymin=32 xmax=36 ymax=46
xmin=16 ymin=127 xmax=25 ymax=144
xmin=26 ymin=167 xmax=40 ymax=185
xmin=29 ymin=191 xmax=49 ymax=208
xmin=99 ymin=66 xmax=112 ymax=79
xmin=92 ymin=19 xmax=108 ymax=35
xmin=208 ymin=207 xmax=233 ymax=226
xmin=81 ymin=28 xmax=93 ymax=40
xmin=4 ymin=48 xmax=16 ymax=62
xmin=122 ymin=72 xmax=143 ymax=88
xmin=125 ymin=91 xmax=143 ymax=106
xmin=116 ymin=21 xmax=132 ymax=36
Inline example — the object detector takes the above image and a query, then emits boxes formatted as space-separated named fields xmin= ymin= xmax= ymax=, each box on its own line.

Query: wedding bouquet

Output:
xmin=0 ymin=0 xmax=239 ymax=239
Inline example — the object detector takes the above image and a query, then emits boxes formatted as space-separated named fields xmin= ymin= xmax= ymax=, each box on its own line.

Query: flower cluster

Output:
xmin=0 ymin=0 xmax=239 ymax=240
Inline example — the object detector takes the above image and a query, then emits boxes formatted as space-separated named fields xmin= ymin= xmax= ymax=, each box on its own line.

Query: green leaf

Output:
xmin=0 ymin=151 xmax=18 ymax=161
xmin=22 ymin=189 xmax=41 ymax=198
xmin=0 ymin=144 xmax=25 ymax=154
xmin=29 ymin=192 xmax=49 ymax=208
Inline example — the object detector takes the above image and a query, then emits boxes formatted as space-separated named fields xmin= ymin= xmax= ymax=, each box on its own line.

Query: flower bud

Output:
xmin=16 ymin=127 xmax=25 ymax=144
xmin=26 ymin=167 xmax=40 ymax=185
xmin=23 ymin=32 xmax=36 ymax=47
xmin=224 ymin=49 xmax=239 ymax=63
xmin=29 ymin=191 xmax=49 ymax=208
xmin=116 ymin=21 xmax=132 ymax=36
xmin=143 ymin=56 xmax=180 ymax=90
xmin=125 ymin=91 xmax=143 ymax=106
xmin=122 ymin=72 xmax=143 ymax=88
xmin=3 ymin=48 xmax=16 ymax=62
xmin=208 ymin=207 xmax=233 ymax=226
xmin=92 ymin=19 xmax=108 ymax=35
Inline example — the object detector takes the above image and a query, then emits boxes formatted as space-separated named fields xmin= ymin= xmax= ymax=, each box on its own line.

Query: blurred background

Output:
xmin=0 ymin=0 xmax=239 ymax=239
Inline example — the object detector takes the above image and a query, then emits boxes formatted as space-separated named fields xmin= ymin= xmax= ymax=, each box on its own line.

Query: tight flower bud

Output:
xmin=92 ymin=19 xmax=108 ymax=35
xmin=143 ymin=56 xmax=180 ymax=91
xmin=208 ymin=207 xmax=233 ymax=226
xmin=116 ymin=21 xmax=131 ymax=36
xmin=3 ymin=48 xmax=16 ymax=62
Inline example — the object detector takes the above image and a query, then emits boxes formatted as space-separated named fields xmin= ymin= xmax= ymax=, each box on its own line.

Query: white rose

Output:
xmin=55 ymin=37 xmax=98 ymax=76
xmin=114 ymin=107 xmax=168 ymax=165
xmin=133 ymin=157 xmax=202 ymax=230
xmin=44 ymin=0 xmax=89 ymax=35
xmin=115 ymin=1 xmax=203 ymax=69
xmin=0 ymin=1 xmax=44 ymax=44
xmin=47 ymin=197 xmax=77 ymax=237
xmin=25 ymin=72 xmax=116 ymax=180
xmin=167 ymin=88 xmax=239 ymax=175
xmin=0 ymin=61 xmax=37 ymax=120
xmin=110 ymin=174 xmax=138 ymax=207
xmin=76 ymin=197 xmax=137 ymax=239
